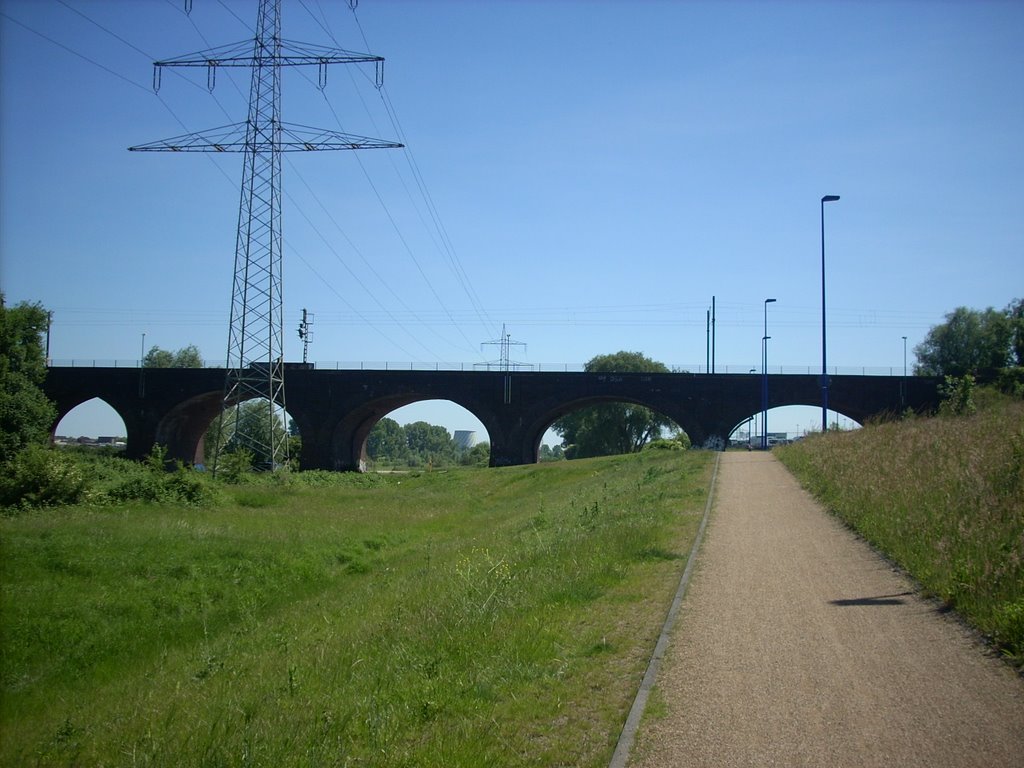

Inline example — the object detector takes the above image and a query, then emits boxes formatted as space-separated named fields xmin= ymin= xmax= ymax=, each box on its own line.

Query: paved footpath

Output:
xmin=628 ymin=451 xmax=1024 ymax=768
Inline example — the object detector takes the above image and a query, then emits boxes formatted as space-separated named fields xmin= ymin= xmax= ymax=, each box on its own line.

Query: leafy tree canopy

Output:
xmin=367 ymin=417 xmax=408 ymax=463
xmin=1007 ymin=298 xmax=1024 ymax=368
xmin=204 ymin=399 xmax=289 ymax=471
xmin=914 ymin=301 xmax=1021 ymax=377
xmin=552 ymin=351 xmax=677 ymax=459
xmin=366 ymin=417 xmax=494 ymax=468
xmin=144 ymin=344 xmax=204 ymax=368
xmin=0 ymin=297 xmax=57 ymax=463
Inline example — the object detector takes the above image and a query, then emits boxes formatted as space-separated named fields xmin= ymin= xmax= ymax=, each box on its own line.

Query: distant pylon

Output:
xmin=480 ymin=324 xmax=530 ymax=404
xmin=130 ymin=0 xmax=401 ymax=470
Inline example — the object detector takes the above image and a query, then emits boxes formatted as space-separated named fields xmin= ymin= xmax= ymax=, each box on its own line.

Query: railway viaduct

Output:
xmin=42 ymin=366 xmax=942 ymax=470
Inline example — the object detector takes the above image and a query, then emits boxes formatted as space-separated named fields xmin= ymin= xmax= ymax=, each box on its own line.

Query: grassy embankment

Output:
xmin=777 ymin=394 xmax=1024 ymax=664
xmin=1 ymin=450 xmax=714 ymax=767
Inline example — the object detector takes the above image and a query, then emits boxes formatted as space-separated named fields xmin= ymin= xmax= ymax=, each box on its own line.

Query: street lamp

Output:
xmin=762 ymin=297 xmax=777 ymax=449
xmin=821 ymin=194 xmax=840 ymax=432
xmin=748 ymin=368 xmax=756 ymax=448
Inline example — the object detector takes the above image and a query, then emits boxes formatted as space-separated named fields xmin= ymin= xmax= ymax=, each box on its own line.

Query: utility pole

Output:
xmin=298 ymin=309 xmax=314 ymax=365
xmin=481 ymin=324 xmax=528 ymax=404
xmin=131 ymin=0 xmax=401 ymax=470
xmin=705 ymin=308 xmax=710 ymax=373
xmin=711 ymin=295 xmax=716 ymax=374
xmin=45 ymin=311 xmax=53 ymax=364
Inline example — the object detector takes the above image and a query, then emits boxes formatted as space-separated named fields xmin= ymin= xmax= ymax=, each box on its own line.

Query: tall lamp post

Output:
xmin=762 ymin=297 xmax=777 ymax=449
xmin=820 ymin=195 xmax=840 ymax=432
xmin=748 ymin=368 xmax=756 ymax=448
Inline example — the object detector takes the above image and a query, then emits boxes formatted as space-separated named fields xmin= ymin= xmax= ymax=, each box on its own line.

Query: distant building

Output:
xmin=453 ymin=430 xmax=478 ymax=449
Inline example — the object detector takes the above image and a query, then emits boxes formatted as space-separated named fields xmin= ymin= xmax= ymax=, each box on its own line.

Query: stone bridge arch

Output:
xmin=509 ymin=392 xmax=704 ymax=465
xmin=314 ymin=393 xmax=499 ymax=472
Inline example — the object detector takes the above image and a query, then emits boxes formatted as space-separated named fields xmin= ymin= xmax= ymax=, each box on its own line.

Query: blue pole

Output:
xmin=821 ymin=195 xmax=839 ymax=431
xmin=762 ymin=298 xmax=776 ymax=449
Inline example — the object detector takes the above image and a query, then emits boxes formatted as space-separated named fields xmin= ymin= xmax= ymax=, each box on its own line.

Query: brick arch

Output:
xmin=154 ymin=390 xmax=224 ymax=465
xmin=324 ymin=394 xmax=499 ymax=471
xmin=515 ymin=394 xmax=699 ymax=464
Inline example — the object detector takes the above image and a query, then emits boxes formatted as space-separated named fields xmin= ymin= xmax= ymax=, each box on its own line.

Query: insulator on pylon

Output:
xmin=318 ymin=60 xmax=328 ymax=90
xmin=152 ymin=65 xmax=162 ymax=94
xmin=207 ymin=63 xmax=216 ymax=92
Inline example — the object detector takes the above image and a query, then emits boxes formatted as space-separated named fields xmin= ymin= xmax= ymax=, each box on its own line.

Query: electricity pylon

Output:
xmin=130 ymin=0 xmax=401 ymax=469
xmin=479 ymin=324 xmax=530 ymax=404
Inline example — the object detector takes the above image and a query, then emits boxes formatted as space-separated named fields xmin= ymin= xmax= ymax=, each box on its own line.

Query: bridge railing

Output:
xmin=49 ymin=359 xmax=915 ymax=377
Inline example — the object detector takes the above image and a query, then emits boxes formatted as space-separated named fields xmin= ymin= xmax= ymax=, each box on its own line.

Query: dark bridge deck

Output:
xmin=44 ymin=367 xmax=941 ymax=469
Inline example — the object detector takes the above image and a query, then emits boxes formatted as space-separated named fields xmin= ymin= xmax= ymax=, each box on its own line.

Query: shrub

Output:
xmin=105 ymin=445 xmax=218 ymax=506
xmin=216 ymin=447 xmax=255 ymax=484
xmin=938 ymin=374 xmax=976 ymax=416
xmin=643 ymin=438 xmax=684 ymax=452
xmin=995 ymin=366 xmax=1024 ymax=398
xmin=0 ymin=445 xmax=89 ymax=509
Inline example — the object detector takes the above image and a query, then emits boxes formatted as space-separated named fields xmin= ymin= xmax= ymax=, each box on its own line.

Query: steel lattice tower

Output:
xmin=131 ymin=0 xmax=401 ymax=469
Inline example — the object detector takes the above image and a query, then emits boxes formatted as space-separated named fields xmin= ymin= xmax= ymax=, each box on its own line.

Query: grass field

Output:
xmin=1 ymin=450 xmax=714 ymax=767
xmin=777 ymin=395 xmax=1024 ymax=664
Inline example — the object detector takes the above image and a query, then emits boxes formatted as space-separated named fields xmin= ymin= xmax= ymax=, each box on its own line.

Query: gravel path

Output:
xmin=627 ymin=451 xmax=1024 ymax=768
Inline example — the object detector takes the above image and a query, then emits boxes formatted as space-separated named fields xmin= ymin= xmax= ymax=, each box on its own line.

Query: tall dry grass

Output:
xmin=777 ymin=395 xmax=1024 ymax=663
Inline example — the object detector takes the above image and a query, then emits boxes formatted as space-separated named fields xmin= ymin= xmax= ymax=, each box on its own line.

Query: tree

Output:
xmin=552 ymin=351 xmax=676 ymax=459
xmin=1007 ymin=298 xmax=1024 ymax=367
xmin=0 ymin=297 xmax=57 ymax=463
xmin=205 ymin=399 xmax=289 ymax=470
xmin=461 ymin=441 xmax=490 ymax=466
xmin=144 ymin=344 xmax=204 ymax=368
xmin=914 ymin=305 xmax=1016 ymax=377
xmin=367 ymin=417 xmax=408 ymax=464
xmin=405 ymin=421 xmax=456 ymax=466
xmin=539 ymin=443 xmax=565 ymax=462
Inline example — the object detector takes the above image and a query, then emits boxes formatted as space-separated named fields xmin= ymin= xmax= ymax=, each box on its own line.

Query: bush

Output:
xmin=995 ymin=367 xmax=1024 ymax=398
xmin=216 ymin=447 xmax=255 ymax=484
xmin=938 ymin=374 xmax=976 ymax=416
xmin=0 ymin=445 xmax=89 ymax=509
xmin=643 ymin=438 xmax=684 ymax=452
xmin=107 ymin=448 xmax=218 ymax=506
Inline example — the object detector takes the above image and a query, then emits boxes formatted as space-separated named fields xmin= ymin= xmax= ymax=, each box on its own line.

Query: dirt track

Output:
xmin=627 ymin=451 xmax=1024 ymax=768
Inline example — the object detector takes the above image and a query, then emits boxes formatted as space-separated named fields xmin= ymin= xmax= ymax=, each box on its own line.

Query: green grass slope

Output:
xmin=1 ymin=450 xmax=713 ymax=767
xmin=777 ymin=396 xmax=1024 ymax=664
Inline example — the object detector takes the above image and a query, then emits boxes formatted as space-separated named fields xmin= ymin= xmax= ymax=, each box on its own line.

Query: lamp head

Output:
xmin=822 ymin=195 xmax=840 ymax=203
xmin=765 ymin=298 xmax=777 ymax=304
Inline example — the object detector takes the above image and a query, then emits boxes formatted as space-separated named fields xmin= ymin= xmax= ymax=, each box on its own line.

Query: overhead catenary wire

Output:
xmin=306 ymin=0 xmax=498 ymax=343
xmin=10 ymin=1 xmax=442 ymax=362
xmin=10 ymin=1 xmax=494 ymax=360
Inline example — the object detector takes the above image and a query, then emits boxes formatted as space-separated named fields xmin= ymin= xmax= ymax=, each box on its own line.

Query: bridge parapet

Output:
xmin=49 ymin=360 xmax=923 ymax=377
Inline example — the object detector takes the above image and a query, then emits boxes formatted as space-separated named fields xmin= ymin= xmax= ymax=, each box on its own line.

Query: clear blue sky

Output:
xmin=2 ymin=0 xmax=1022 ymax=440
